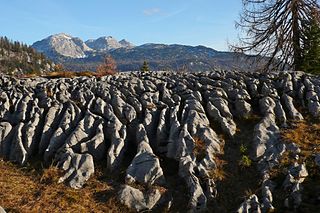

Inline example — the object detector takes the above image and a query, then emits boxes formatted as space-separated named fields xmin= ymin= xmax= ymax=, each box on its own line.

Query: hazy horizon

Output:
xmin=1 ymin=0 xmax=241 ymax=51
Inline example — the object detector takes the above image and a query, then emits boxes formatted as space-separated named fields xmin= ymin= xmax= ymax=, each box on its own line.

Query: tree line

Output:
xmin=0 ymin=36 xmax=54 ymax=75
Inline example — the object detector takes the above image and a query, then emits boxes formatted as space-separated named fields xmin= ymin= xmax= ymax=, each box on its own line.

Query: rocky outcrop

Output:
xmin=0 ymin=70 xmax=319 ymax=212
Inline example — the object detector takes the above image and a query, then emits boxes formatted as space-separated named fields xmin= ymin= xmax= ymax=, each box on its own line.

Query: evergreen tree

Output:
xmin=301 ymin=11 xmax=320 ymax=74
xmin=0 ymin=36 xmax=54 ymax=75
xmin=140 ymin=61 xmax=150 ymax=72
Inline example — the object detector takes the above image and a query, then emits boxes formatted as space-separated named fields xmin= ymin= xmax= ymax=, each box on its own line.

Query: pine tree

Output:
xmin=0 ymin=36 xmax=54 ymax=75
xmin=140 ymin=61 xmax=150 ymax=72
xmin=301 ymin=11 xmax=320 ymax=74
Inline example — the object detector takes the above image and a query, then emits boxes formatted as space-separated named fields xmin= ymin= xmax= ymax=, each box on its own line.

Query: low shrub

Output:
xmin=239 ymin=155 xmax=252 ymax=168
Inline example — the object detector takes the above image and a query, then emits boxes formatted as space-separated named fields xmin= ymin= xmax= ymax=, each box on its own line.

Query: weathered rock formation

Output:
xmin=0 ymin=70 xmax=319 ymax=212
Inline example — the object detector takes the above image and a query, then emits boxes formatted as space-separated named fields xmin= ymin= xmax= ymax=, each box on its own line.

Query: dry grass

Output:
xmin=281 ymin=120 xmax=320 ymax=157
xmin=18 ymin=73 xmax=39 ymax=78
xmin=45 ymin=87 xmax=53 ymax=98
xmin=209 ymin=156 xmax=228 ymax=181
xmin=146 ymin=103 xmax=157 ymax=110
xmin=44 ymin=71 xmax=97 ymax=78
xmin=0 ymin=159 xmax=132 ymax=213
xmin=193 ymin=137 xmax=207 ymax=162
xmin=270 ymin=118 xmax=320 ymax=212
xmin=18 ymin=70 xmax=118 ymax=79
xmin=280 ymin=120 xmax=320 ymax=176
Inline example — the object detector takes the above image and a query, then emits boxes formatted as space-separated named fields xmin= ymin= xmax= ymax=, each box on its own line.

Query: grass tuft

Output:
xmin=193 ymin=137 xmax=207 ymax=162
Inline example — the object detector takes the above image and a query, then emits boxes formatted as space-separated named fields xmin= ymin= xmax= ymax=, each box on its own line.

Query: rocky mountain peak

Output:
xmin=85 ymin=36 xmax=134 ymax=51
xmin=32 ymin=33 xmax=92 ymax=59
xmin=52 ymin=33 xmax=73 ymax=39
xmin=32 ymin=33 xmax=136 ymax=60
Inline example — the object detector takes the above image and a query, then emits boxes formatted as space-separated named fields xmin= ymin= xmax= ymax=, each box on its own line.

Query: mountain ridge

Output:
xmin=31 ymin=33 xmax=263 ymax=72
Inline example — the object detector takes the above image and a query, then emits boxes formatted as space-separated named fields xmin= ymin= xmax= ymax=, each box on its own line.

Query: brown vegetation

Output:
xmin=18 ymin=59 xmax=118 ymax=79
xmin=192 ymin=137 xmax=207 ymax=162
xmin=44 ymin=71 xmax=97 ymax=78
xmin=280 ymin=119 xmax=320 ymax=176
xmin=270 ymin=118 xmax=320 ymax=212
xmin=96 ymin=55 xmax=117 ymax=76
xmin=209 ymin=155 xmax=227 ymax=181
xmin=0 ymin=159 xmax=131 ymax=212
xmin=281 ymin=120 xmax=320 ymax=155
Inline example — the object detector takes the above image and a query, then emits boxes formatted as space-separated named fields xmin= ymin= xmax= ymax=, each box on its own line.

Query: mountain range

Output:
xmin=32 ymin=33 xmax=262 ymax=72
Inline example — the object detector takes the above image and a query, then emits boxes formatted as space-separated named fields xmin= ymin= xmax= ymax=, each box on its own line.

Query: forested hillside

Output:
xmin=0 ymin=37 xmax=54 ymax=75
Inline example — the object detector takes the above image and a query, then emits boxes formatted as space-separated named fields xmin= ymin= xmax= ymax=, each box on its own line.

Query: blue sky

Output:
xmin=1 ymin=0 xmax=242 ymax=51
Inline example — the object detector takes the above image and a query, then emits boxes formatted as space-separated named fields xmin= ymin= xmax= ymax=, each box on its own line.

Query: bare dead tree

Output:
xmin=231 ymin=0 xmax=320 ymax=71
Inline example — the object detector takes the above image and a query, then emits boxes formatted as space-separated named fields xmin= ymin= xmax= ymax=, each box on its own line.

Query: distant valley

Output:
xmin=32 ymin=33 xmax=262 ymax=72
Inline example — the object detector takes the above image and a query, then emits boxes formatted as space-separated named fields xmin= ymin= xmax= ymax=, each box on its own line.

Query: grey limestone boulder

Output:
xmin=178 ymin=156 xmax=207 ymax=211
xmin=175 ymin=125 xmax=195 ymax=159
xmin=156 ymin=107 xmax=169 ymax=151
xmin=281 ymin=94 xmax=303 ymax=120
xmin=252 ymin=113 xmax=280 ymax=161
xmin=0 ymin=122 xmax=13 ymax=157
xmin=118 ymin=185 xmax=162 ymax=212
xmin=234 ymin=99 xmax=252 ymax=118
xmin=126 ymin=143 xmax=165 ymax=186
xmin=56 ymin=148 xmax=95 ymax=189
xmin=77 ymin=121 xmax=106 ymax=161
xmin=259 ymin=97 xmax=276 ymax=115
xmin=9 ymin=123 xmax=27 ymax=165
xmin=126 ymin=124 xmax=165 ymax=186
xmin=107 ymin=128 xmax=127 ymax=171
xmin=166 ymin=105 xmax=181 ymax=159
xmin=207 ymin=101 xmax=236 ymax=137
xmin=44 ymin=103 xmax=82 ymax=162
xmin=237 ymin=194 xmax=261 ymax=213
xmin=38 ymin=103 xmax=64 ymax=154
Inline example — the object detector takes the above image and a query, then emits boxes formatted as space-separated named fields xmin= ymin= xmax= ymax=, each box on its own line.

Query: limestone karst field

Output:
xmin=0 ymin=70 xmax=320 ymax=212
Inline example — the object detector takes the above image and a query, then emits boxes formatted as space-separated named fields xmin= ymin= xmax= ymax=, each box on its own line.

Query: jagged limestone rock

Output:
xmin=0 ymin=71 xmax=318 ymax=211
xmin=237 ymin=194 xmax=261 ymax=213
xmin=281 ymin=94 xmax=303 ymax=120
xmin=126 ymin=124 xmax=165 ymax=186
xmin=38 ymin=103 xmax=64 ymax=154
xmin=0 ymin=122 xmax=13 ymax=157
xmin=56 ymin=148 xmax=94 ymax=189
xmin=44 ymin=103 xmax=81 ymax=162
xmin=179 ymin=156 xmax=207 ymax=211
xmin=118 ymin=185 xmax=162 ymax=211
xmin=252 ymin=113 xmax=279 ymax=160
xmin=9 ymin=123 xmax=27 ymax=165
xmin=207 ymin=101 xmax=236 ymax=137
xmin=234 ymin=99 xmax=252 ymax=118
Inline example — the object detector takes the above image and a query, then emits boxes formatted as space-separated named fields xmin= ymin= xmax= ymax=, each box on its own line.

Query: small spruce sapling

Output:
xmin=140 ymin=61 xmax=150 ymax=72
